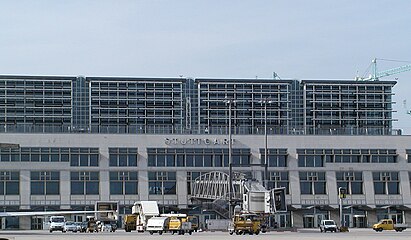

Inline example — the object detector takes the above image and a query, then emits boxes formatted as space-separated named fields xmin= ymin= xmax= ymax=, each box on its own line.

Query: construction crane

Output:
xmin=356 ymin=58 xmax=411 ymax=81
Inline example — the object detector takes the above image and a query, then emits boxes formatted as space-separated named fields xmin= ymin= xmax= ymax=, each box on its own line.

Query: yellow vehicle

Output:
xmin=229 ymin=213 xmax=261 ymax=235
xmin=187 ymin=216 xmax=199 ymax=231
xmin=372 ymin=219 xmax=407 ymax=232
xmin=124 ymin=214 xmax=137 ymax=232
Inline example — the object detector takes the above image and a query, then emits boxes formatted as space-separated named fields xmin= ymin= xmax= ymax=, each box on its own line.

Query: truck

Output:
xmin=124 ymin=214 xmax=137 ymax=232
xmin=161 ymin=213 xmax=193 ymax=235
xmin=229 ymin=213 xmax=261 ymax=235
xmin=146 ymin=216 xmax=169 ymax=235
xmin=48 ymin=216 xmax=66 ymax=233
xmin=132 ymin=201 xmax=160 ymax=232
xmin=373 ymin=219 xmax=407 ymax=232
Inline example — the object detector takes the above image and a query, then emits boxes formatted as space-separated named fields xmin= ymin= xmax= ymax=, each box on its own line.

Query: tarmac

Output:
xmin=1 ymin=228 xmax=411 ymax=240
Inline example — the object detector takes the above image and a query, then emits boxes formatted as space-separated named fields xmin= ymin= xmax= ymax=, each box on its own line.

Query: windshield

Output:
xmin=51 ymin=218 xmax=65 ymax=223
xmin=324 ymin=220 xmax=335 ymax=225
xmin=65 ymin=221 xmax=74 ymax=225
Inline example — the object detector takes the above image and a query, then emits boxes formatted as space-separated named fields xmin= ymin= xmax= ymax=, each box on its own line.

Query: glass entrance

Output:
xmin=303 ymin=215 xmax=314 ymax=228
xmin=353 ymin=215 xmax=366 ymax=228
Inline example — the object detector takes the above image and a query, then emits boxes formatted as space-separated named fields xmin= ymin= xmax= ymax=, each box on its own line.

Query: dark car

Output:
xmin=79 ymin=221 xmax=88 ymax=232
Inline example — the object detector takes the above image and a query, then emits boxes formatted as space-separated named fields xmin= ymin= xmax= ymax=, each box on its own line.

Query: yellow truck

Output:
xmin=372 ymin=219 xmax=407 ymax=232
xmin=229 ymin=213 xmax=261 ymax=235
xmin=124 ymin=214 xmax=137 ymax=232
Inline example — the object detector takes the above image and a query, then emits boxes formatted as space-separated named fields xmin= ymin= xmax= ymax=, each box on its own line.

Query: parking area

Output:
xmin=1 ymin=229 xmax=411 ymax=240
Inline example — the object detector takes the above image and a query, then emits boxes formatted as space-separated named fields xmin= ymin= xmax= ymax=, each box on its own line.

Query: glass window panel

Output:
xmin=214 ymin=155 xmax=222 ymax=167
xmin=177 ymin=155 xmax=185 ymax=167
xmin=86 ymin=182 xmax=99 ymax=195
xmin=125 ymin=182 xmax=138 ymax=194
xmin=31 ymin=182 xmax=44 ymax=195
xmin=186 ymin=155 xmax=193 ymax=167
xmin=71 ymin=154 xmax=79 ymax=166
xmin=314 ymin=182 xmax=326 ymax=194
xmin=387 ymin=182 xmax=399 ymax=194
xmin=374 ymin=182 xmax=385 ymax=194
xmin=204 ymin=155 xmax=212 ymax=167
xmin=46 ymin=182 xmax=59 ymax=195
xmin=110 ymin=182 xmax=123 ymax=195
xmin=71 ymin=182 xmax=84 ymax=195
xmin=166 ymin=155 xmax=175 ymax=167
xmin=351 ymin=182 xmax=363 ymax=194
xmin=90 ymin=154 xmax=98 ymax=166
xmin=148 ymin=155 xmax=155 ymax=167
xmin=157 ymin=155 xmax=165 ymax=167
xmin=128 ymin=155 xmax=137 ymax=166
xmin=194 ymin=155 xmax=203 ymax=167
xmin=80 ymin=154 xmax=89 ymax=166
xmin=300 ymin=182 xmax=311 ymax=194
xmin=5 ymin=182 xmax=19 ymax=195
xmin=164 ymin=181 xmax=176 ymax=194
xmin=118 ymin=155 xmax=128 ymax=166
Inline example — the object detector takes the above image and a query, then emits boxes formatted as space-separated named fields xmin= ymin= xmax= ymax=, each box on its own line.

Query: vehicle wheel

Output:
xmin=49 ymin=229 xmax=52 ymax=233
xmin=320 ymin=228 xmax=323 ymax=233
xmin=189 ymin=231 xmax=192 ymax=235
xmin=235 ymin=231 xmax=239 ymax=235
xmin=62 ymin=230 xmax=66 ymax=233
xmin=229 ymin=231 xmax=234 ymax=235
xmin=379 ymin=228 xmax=383 ymax=232
xmin=255 ymin=231 xmax=260 ymax=235
xmin=159 ymin=231 xmax=163 ymax=235
xmin=149 ymin=231 xmax=153 ymax=235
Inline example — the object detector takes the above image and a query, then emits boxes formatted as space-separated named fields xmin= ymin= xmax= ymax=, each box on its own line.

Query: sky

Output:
xmin=1 ymin=0 xmax=410 ymax=133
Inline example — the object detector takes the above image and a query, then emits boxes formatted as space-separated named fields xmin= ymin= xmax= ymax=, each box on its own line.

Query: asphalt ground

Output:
xmin=1 ymin=229 xmax=411 ymax=240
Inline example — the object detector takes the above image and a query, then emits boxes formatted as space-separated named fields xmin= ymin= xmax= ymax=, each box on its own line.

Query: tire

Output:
xmin=159 ymin=231 xmax=163 ymax=235
xmin=379 ymin=228 xmax=383 ymax=232
xmin=229 ymin=231 xmax=234 ymax=235
xmin=149 ymin=231 xmax=153 ymax=235
xmin=255 ymin=231 xmax=260 ymax=235
xmin=49 ymin=229 xmax=52 ymax=233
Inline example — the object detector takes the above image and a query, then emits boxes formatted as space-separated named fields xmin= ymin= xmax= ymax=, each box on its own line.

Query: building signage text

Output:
xmin=165 ymin=138 xmax=235 ymax=145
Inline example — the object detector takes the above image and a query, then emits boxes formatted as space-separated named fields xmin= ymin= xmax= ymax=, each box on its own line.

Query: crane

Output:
xmin=356 ymin=58 xmax=411 ymax=81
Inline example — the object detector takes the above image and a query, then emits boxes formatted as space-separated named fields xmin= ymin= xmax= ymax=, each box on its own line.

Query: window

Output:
xmin=267 ymin=171 xmax=289 ymax=194
xmin=70 ymin=148 xmax=99 ymax=167
xmin=0 ymin=171 xmax=19 ymax=195
xmin=299 ymin=171 xmax=326 ymax=194
xmin=187 ymin=172 xmax=208 ymax=195
xmin=373 ymin=172 xmax=399 ymax=194
xmin=330 ymin=149 xmax=396 ymax=163
xmin=109 ymin=171 xmax=138 ymax=195
xmin=30 ymin=171 xmax=59 ymax=195
xmin=109 ymin=148 xmax=138 ymax=167
xmin=70 ymin=171 xmax=99 ymax=195
xmin=260 ymin=149 xmax=287 ymax=167
xmin=148 ymin=172 xmax=176 ymax=195
xmin=297 ymin=149 xmax=325 ymax=167
xmin=336 ymin=171 xmax=363 ymax=194
xmin=407 ymin=150 xmax=411 ymax=163
xmin=147 ymin=148 xmax=249 ymax=167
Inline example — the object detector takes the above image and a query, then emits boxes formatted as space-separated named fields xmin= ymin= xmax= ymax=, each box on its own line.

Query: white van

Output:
xmin=146 ymin=217 xmax=169 ymax=235
xmin=49 ymin=216 xmax=66 ymax=233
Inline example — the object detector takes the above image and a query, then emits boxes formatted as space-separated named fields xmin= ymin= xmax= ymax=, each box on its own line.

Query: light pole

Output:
xmin=224 ymin=98 xmax=236 ymax=219
xmin=160 ymin=172 xmax=165 ymax=214
xmin=259 ymin=98 xmax=272 ymax=188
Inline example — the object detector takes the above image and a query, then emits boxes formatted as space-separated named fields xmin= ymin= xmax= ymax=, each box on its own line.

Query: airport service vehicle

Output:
xmin=319 ymin=220 xmax=337 ymax=232
xmin=49 ymin=216 xmax=66 ymax=233
xmin=229 ymin=213 xmax=260 ymax=235
xmin=63 ymin=221 xmax=78 ymax=233
xmin=131 ymin=201 xmax=160 ymax=232
xmin=187 ymin=215 xmax=199 ymax=231
xmin=124 ymin=214 xmax=137 ymax=232
xmin=373 ymin=219 xmax=407 ymax=232
xmin=162 ymin=214 xmax=192 ymax=235
xmin=146 ymin=216 xmax=169 ymax=235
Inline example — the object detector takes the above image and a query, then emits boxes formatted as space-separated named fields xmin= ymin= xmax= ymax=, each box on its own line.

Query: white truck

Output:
xmin=49 ymin=216 xmax=66 ymax=233
xmin=132 ymin=201 xmax=160 ymax=232
xmin=146 ymin=216 xmax=169 ymax=235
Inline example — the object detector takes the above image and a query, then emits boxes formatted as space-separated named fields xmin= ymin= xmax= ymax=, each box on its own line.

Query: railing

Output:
xmin=0 ymin=123 xmax=404 ymax=136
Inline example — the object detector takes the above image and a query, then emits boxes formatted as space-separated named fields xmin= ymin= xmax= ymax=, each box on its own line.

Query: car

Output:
xmin=319 ymin=219 xmax=337 ymax=233
xmin=64 ymin=221 xmax=78 ymax=233
xmin=79 ymin=221 xmax=88 ymax=232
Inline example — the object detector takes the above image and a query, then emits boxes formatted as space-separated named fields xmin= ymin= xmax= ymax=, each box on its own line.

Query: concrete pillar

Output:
xmin=19 ymin=216 xmax=31 ymax=230
xmin=60 ymin=171 xmax=70 ymax=209
xmin=363 ymin=171 xmax=375 ymax=205
xmin=367 ymin=210 xmax=377 ymax=227
xmin=292 ymin=211 xmax=303 ymax=228
xmin=19 ymin=170 xmax=30 ymax=210
xmin=139 ymin=171 xmax=149 ymax=201
xmin=177 ymin=170 xmax=187 ymax=208
xmin=100 ymin=148 xmax=110 ymax=201
xmin=327 ymin=171 xmax=338 ymax=205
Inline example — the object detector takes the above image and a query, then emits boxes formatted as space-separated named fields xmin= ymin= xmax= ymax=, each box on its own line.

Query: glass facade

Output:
xmin=70 ymin=171 xmax=99 ymax=195
xmin=373 ymin=172 xmax=400 ymax=194
xmin=0 ymin=76 xmax=398 ymax=135
xmin=299 ymin=172 xmax=326 ymax=194
xmin=148 ymin=171 xmax=176 ymax=195
xmin=109 ymin=148 xmax=138 ymax=167
xmin=260 ymin=148 xmax=288 ymax=167
xmin=109 ymin=171 xmax=138 ymax=195
xmin=336 ymin=171 xmax=363 ymax=194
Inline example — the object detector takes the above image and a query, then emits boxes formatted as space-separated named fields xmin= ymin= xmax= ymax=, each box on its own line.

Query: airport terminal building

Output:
xmin=0 ymin=75 xmax=410 ymax=230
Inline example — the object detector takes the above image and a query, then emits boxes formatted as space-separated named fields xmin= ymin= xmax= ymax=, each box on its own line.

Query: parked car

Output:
xmin=64 ymin=221 xmax=78 ymax=233
xmin=319 ymin=220 xmax=337 ymax=233
xmin=79 ymin=221 xmax=88 ymax=232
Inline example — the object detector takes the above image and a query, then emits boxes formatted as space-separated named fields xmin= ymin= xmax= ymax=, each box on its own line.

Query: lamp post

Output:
xmin=259 ymin=98 xmax=272 ymax=188
xmin=224 ymin=98 xmax=236 ymax=219
xmin=160 ymin=172 xmax=165 ymax=214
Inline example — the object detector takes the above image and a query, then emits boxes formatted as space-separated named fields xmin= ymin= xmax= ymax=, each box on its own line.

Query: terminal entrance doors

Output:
xmin=343 ymin=214 xmax=351 ymax=227
xmin=303 ymin=214 xmax=326 ymax=228
xmin=353 ymin=215 xmax=366 ymax=228
xmin=389 ymin=213 xmax=403 ymax=224
xmin=31 ymin=216 xmax=44 ymax=230
xmin=273 ymin=213 xmax=291 ymax=228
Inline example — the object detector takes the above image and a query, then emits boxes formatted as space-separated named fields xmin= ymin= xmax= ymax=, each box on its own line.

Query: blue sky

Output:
xmin=1 ymin=0 xmax=410 ymax=133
